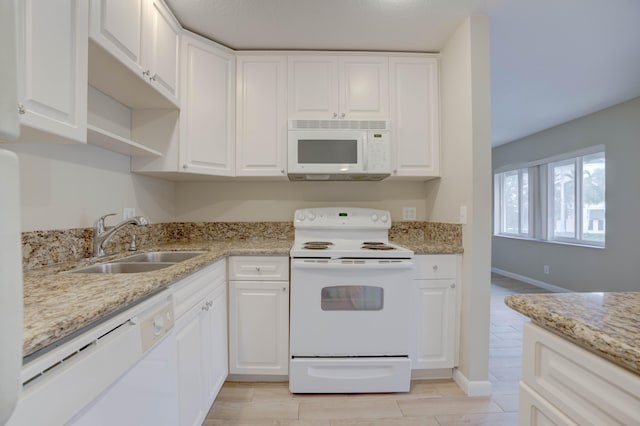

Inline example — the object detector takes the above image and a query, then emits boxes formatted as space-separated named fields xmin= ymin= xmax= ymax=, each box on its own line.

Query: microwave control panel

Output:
xmin=366 ymin=131 xmax=391 ymax=172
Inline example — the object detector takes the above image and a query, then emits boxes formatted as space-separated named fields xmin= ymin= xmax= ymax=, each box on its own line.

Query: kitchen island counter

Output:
xmin=505 ymin=292 xmax=640 ymax=375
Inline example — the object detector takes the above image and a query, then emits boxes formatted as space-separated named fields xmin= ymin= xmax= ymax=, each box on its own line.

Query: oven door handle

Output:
xmin=291 ymin=259 xmax=414 ymax=270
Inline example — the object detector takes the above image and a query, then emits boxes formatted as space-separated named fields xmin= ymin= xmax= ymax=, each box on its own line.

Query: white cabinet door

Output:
xmin=180 ymin=32 xmax=235 ymax=176
xmin=288 ymin=55 xmax=339 ymax=120
xmin=175 ymin=301 xmax=206 ymax=426
xmin=389 ymin=57 xmax=440 ymax=178
xmin=89 ymin=0 xmax=145 ymax=73
xmin=288 ymin=55 xmax=389 ymax=120
xmin=89 ymin=0 xmax=178 ymax=105
xmin=201 ymin=282 xmax=228 ymax=409
xmin=229 ymin=281 xmax=289 ymax=375
xmin=339 ymin=56 xmax=389 ymax=120
xmin=519 ymin=383 xmax=577 ymax=426
xmin=142 ymin=0 xmax=180 ymax=103
xmin=16 ymin=0 xmax=88 ymax=143
xmin=236 ymin=55 xmax=288 ymax=177
xmin=172 ymin=260 xmax=228 ymax=426
xmin=413 ymin=279 xmax=456 ymax=369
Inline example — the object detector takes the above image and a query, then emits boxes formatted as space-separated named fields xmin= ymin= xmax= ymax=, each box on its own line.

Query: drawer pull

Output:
xmin=255 ymin=266 xmax=261 ymax=272
xmin=433 ymin=265 xmax=439 ymax=272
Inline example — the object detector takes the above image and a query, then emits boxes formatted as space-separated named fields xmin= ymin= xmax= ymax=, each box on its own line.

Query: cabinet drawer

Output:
xmin=228 ymin=256 xmax=289 ymax=281
xmin=413 ymin=255 xmax=457 ymax=279
xmin=171 ymin=259 xmax=226 ymax=319
xmin=522 ymin=322 xmax=640 ymax=425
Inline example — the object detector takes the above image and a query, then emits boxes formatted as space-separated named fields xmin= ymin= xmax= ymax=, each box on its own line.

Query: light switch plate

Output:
xmin=459 ymin=206 xmax=467 ymax=224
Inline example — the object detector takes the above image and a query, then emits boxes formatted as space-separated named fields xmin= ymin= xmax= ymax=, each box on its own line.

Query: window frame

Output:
xmin=493 ymin=145 xmax=605 ymax=248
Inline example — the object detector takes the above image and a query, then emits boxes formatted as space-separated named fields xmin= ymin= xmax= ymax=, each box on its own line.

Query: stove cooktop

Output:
xmin=291 ymin=207 xmax=414 ymax=259
xmin=290 ymin=239 xmax=413 ymax=259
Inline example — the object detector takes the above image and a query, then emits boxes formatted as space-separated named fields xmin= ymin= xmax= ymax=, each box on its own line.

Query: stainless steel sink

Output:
xmin=67 ymin=262 xmax=174 ymax=274
xmin=112 ymin=251 xmax=206 ymax=263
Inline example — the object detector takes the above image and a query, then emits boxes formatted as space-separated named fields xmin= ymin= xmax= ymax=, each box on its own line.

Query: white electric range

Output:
xmin=289 ymin=207 xmax=415 ymax=393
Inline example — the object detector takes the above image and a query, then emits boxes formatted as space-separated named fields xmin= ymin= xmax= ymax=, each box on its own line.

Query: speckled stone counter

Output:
xmin=392 ymin=238 xmax=463 ymax=255
xmin=23 ymin=237 xmax=460 ymax=358
xmin=23 ymin=240 xmax=292 ymax=357
xmin=505 ymin=292 xmax=640 ymax=375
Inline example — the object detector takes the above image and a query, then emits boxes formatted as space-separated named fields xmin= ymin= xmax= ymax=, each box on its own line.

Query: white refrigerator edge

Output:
xmin=0 ymin=0 xmax=23 ymax=423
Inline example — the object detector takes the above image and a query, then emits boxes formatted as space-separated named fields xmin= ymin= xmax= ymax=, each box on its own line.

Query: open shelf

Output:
xmin=87 ymin=124 xmax=162 ymax=157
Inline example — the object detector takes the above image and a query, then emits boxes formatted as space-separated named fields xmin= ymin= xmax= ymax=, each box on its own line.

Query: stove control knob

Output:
xmin=381 ymin=214 xmax=389 ymax=223
xmin=306 ymin=211 xmax=316 ymax=221
xmin=296 ymin=211 xmax=305 ymax=221
xmin=371 ymin=214 xmax=378 ymax=222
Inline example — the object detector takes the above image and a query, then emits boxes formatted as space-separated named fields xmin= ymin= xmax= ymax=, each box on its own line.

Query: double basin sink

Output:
xmin=67 ymin=251 xmax=206 ymax=274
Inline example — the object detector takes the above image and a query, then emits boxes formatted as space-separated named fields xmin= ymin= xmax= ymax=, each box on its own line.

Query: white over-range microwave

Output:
xmin=287 ymin=120 xmax=391 ymax=181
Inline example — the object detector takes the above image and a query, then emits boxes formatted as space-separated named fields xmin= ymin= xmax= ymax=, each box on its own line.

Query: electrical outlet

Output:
xmin=122 ymin=207 xmax=136 ymax=219
xmin=402 ymin=207 xmax=417 ymax=221
xmin=543 ymin=265 xmax=550 ymax=274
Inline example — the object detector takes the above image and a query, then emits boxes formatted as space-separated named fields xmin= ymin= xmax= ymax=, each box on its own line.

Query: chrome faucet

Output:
xmin=93 ymin=213 xmax=149 ymax=257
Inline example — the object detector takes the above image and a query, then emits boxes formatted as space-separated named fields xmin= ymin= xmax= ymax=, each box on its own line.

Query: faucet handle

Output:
xmin=94 ymin=213 xmax=117 ymax=233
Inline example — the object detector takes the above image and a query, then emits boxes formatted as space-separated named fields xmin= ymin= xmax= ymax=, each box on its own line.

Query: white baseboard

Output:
xmin=491 ymin=267 xmax=571 ymax=293
xmin=453 ymin=368 xmax=492 ymax=396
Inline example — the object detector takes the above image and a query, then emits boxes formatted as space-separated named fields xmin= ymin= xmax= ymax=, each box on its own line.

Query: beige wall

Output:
xmin=433 ymin=16 xmax=492 ymax=390
xmin=3 ymin=143 xmax=175 ymax=231
xmin=175 ymin=180 xmax=431 ymax=222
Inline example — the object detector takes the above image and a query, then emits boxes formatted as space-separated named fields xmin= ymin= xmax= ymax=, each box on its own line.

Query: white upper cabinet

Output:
xmin=89 ymin=0 xmax=144 ymax=72
xmin=236 ymin=55 xmax=288 ymax=178
xmin=389 ymin=56 xmax=440 ymax=178
xmin=179 ymin=32 xmax=235 ymax=176
xmin=142 ymin=0 xmax=180 ymax=102
xmin=339 ymin=56 xmax=389 ymax=120
xmin=288 ymin=55 xmax=389 ymax=120
xmin=15 ymin=0 xmax=88 ymax=144
xmin=89 ymin=0 xmax=179 ymax=105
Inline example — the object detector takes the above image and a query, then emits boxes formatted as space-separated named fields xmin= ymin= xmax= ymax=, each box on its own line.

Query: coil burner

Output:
xmin=303 ymin=241 xmax=334 ymax=250
xmin=362 ymin=241 xmax=396 ymax=251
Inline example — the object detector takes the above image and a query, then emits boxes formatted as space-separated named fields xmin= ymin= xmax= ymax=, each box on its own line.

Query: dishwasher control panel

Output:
xmin=140 ymin=299 xmax=174 ymax=353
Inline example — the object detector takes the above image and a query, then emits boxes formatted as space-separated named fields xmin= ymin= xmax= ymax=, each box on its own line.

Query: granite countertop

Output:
xmin=505 ymin=292 xmax=640 ymax=375
xmin=23 ymin=240 xmax=291 ymax=357
xmin=23 ymin=238 xmax=458 ymax=358
xmin=393 ymin=238 xmax=463 ymax=255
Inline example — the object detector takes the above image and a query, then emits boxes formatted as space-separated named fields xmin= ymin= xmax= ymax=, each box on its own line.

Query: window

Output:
xmin=495 ymin=168 xmax=530 ymax=236
xmin=494 ymin=147 xmax=605 ymax=247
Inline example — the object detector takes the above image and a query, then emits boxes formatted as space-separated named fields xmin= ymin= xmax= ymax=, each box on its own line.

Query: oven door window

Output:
xmin=298 ymin=139 xmax=358 ymax=164
xmin=321 ymin=286 xmax=383 ymax=311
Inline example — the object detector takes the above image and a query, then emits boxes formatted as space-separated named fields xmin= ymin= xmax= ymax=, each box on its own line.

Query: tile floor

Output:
xmin=204 ymin=273 xmax=547 ymax=425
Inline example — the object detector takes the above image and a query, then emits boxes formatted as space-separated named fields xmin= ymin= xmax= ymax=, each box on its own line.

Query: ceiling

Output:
xmin=166 ymin=0 xmax=640 ymax=147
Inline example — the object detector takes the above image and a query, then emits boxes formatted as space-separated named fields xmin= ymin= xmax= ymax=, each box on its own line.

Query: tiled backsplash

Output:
xmin=22 ymin=221 xmax=462 ymax=270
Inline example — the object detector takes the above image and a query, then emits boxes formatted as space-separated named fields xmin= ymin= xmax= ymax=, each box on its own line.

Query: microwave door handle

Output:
xmin=362 ymin=134 xmax=368 ymax=171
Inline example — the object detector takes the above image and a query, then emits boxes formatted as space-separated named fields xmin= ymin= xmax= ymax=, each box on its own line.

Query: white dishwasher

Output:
xmin=68 ymin=294 xmax=178 ymax=426
xmin=7 ymin=290 xmax=175 ymax=426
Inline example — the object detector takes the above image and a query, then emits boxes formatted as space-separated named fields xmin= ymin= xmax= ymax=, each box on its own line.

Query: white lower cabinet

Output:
xmin=412 ymin=255 xmax=458 ymax=370
xmin=519 ymin=322 xmax=640 ymax=426
xmin=228 ymin=256 xmax=289 ymax=377
xmin=172 ymin=259 xmax=228 ymax=426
